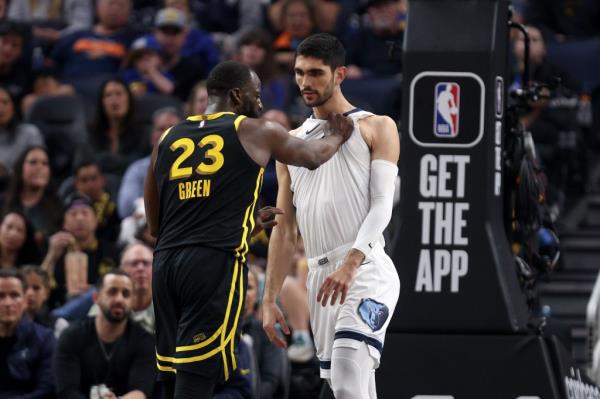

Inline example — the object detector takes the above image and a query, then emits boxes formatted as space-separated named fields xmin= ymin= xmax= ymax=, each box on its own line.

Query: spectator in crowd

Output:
xmin=118 ymin=107 xmax=181 ymax=218
xmin=117 ymin=198 xmax=156 ymax=248
xmin=186 ymin=80 xmax=208 ymax=116
xmin=242 ymin=268 xmax=290 ymax=399
xmin=191 ymin=0 xmax=264 ymax=38
xmin=7 ymin=0 xmax=93 ymax=45
xmin=0 ymin=211 xmax=41 ymax=268
xmin=121 ymin=40 xmax=175 ymax=96
xmin=42 ymin=193 xmax=120 ymax=307
xmin=88 ymin=243 xmax=155 ymax=334
xmin=0 ymin=85 xmax=44 ymax=171
xmin=344 ymin=0 xmax=405 ymax=78
xmin=163 ymin=0 xmax=196 ymax=26
xmin=73 ymin=159 xmax=120 ymax=242
xmin=50 ymin=0 xmax=137 ymax=83
xmin=86 ymin=78 xmax=145 ymax=176
xmin=116 ymin=243 xmax=153 ymax=332
xmin=314 ymin=0 xmax=342 ymax=34
xmin=236 ymin=29 xmax=288 ymax=110
xmin=135 ymin=7 xmax=219 ymax=100
xmin=525 ymin=0 xmax=600 ymax=92
xmin=512 ymin=25 xmax=584 ymax=202
xmin=50 ymin=242 xmax=155 ymax=331
xmin=0 ymin=24 xmax=32 ymax=105
xmin=0 ymin=267 xmax=55 ymax=398
xmin=54 ymin=269 xmax=155 ymax=399
xmin=526 ymin=0 xmax=600 ymax=42
xmin=274 ymin=0 xmax=317 ymax=69
xmin=21 ymin=69 xmax=75 ymax=115
xmin=22 ymin=265 xmax=55 ymax=328
xmin=525 ymin=0 xmax=600 ymax=140
xmin=3 ymin=145 xmax=64 ymax=245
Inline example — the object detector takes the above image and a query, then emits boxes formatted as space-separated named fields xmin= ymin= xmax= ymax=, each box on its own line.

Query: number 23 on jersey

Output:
xmin=169 ymin=134 xmax=225 ymax=180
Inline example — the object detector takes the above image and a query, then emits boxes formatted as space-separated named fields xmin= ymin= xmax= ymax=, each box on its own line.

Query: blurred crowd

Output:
xmin=0 ymin=1 xmax=406 ymax=397
xmin=0 ymin=0 xmax=599 ymax=398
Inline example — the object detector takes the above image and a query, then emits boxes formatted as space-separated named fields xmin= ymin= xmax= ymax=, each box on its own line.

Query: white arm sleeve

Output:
xmin=352 ymin=159 xmax=398 ymax=257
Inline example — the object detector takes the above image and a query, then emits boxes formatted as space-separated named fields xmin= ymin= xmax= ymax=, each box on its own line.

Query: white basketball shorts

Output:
xmin=306 ymin=242 xmax=400 ymax=379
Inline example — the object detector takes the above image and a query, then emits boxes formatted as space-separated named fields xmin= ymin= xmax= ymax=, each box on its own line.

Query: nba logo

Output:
xmin=434 ymin=82 xmax=460 ymax=137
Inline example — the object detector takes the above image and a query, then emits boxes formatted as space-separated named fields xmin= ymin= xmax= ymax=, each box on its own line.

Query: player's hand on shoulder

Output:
xmin=324 ymin=112 xmax=353 ymax=143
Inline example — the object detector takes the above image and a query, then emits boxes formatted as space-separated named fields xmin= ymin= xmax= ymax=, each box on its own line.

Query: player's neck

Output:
xmin=312 ymin=93 xmax=354 ymax=120
xmin=205 ymin=98 xmax=233 ymax=115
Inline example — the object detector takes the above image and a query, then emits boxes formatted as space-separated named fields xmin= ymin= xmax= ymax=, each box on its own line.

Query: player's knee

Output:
xmin=330 ymin=342 xmax=373 ymax=399
xmin=331 ymin=357 xmax=363 ymax=399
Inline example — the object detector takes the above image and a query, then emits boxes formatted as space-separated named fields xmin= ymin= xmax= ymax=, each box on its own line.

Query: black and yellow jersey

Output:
xmin=154 ymin=112 xmax=263 ymax=260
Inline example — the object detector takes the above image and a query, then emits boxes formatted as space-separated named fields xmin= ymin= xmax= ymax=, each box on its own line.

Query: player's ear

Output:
xmin=229 ymin=88 xmax=242 ymax=107
xmin=334 ymin=66 xmax=347 ymax=85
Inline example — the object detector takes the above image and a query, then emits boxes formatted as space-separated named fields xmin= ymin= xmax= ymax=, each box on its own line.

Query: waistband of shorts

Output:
xmin=307 ymin=243 xmax=354 ymax=269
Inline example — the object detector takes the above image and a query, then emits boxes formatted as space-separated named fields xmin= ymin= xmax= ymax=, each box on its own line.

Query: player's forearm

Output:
xmin=40 ymin=252 xmax=59 ymax=276
xmin=305 ymin=135 xmax=344 ymax=169
xmin=352 ymin=160 xmax=398 ymax=257
xmin=263 ymin=228 xmax=297 ymax=304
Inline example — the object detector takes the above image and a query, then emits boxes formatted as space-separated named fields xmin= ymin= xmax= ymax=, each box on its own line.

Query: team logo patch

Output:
xmin=358 ymin=298 xmax=389 ymax=332
xmin=192 ymin=333 xmax=206 ymax=343
xmin=434 ymin=82 xmax=460 ymax=137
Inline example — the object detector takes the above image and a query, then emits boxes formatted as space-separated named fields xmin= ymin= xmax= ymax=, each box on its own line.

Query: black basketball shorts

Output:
xmin=153 ymin=246 xmax=247 ymax=382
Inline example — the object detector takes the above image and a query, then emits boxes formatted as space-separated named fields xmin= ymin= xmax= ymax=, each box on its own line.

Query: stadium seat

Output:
xmin=134 ymin=93 xmax=185 ymax=143
xmin=25 ymin=94 xmax=89 ymax=180
xmin=341 ymin=77 xmax=402 ymax=120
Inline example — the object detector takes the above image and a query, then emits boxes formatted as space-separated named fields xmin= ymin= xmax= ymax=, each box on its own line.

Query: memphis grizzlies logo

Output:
xmin=434 ymin=82 xmax=460 ymax=137
xmin=358 ymin=298 xmax=389 ymax=331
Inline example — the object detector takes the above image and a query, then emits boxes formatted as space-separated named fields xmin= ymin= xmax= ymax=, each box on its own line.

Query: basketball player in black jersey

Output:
xmin=144 ymin=61 xmax=353 ymax=399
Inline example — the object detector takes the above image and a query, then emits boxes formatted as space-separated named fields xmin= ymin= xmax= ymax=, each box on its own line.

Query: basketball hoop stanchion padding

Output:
xmin=379 ymin=0 xmax=600 ymax=397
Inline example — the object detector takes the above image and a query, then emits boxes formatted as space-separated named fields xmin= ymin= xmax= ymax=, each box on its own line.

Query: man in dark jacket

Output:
xmin=53 ymin=269 xmax=155 ymax=399
xmin=0 ymin=267 xmax=55 ymax=398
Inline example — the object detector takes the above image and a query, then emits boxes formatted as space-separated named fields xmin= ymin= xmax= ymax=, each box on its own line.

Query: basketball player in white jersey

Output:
xmin=262 ymin=33 xmax=400 ymax=399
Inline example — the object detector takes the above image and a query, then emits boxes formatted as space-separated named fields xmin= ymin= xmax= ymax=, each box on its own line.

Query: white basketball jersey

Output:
xmin=288 ymin=109 xmax=381 ymax=258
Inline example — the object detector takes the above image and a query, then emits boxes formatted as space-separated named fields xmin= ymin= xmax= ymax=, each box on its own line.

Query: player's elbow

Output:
xmin=297 ymin=152 xmax=320 ymax=170
xmin=307 ymin=150 xmax=329 ymax=170
xmin=148 ymin=222 xmax=158 ymax=237
xmin=305 ymin=158 xmax=319 ymax=170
